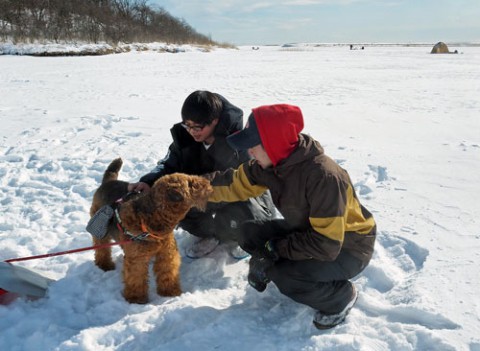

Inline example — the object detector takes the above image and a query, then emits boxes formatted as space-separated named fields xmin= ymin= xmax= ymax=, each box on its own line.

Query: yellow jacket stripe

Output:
xmin=309 ymin=184 xmax=375 ymax=242
xmin=209 ymin=164 xmax=267 ymax=203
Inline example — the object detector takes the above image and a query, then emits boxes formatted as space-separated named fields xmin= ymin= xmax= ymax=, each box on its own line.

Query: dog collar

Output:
xmin=114 ymin=207 xmax=150 ymax=241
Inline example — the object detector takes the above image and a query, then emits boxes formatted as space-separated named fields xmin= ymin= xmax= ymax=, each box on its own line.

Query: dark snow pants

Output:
xmin=179 ymin=194 xmax=274 ymax=243
xmin=238 ymin=219 xmax=372 ymax=314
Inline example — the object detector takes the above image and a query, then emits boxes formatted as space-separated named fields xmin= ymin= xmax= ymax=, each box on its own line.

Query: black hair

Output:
xmin=181 ymin=90 xmax=223 ymax=125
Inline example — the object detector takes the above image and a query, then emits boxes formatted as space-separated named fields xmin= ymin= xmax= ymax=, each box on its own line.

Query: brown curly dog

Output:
xmin=90 ymin=158 xmax=212 ymax=304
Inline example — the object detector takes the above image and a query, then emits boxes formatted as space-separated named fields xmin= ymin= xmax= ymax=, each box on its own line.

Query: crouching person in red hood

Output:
xmin=208 ymin=104 xmax=376 ymax=329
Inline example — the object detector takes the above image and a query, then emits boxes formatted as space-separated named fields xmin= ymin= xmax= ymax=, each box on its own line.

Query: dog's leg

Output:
xmin=153 ymin=234 xmax=182 ymax=297
xmin=122 ymin=249 xmax=150 ymax=304
xmin=93 ymin=237 xmax=115 ymax=271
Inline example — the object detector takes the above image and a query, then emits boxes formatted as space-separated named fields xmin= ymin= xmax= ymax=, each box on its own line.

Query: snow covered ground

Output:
xmin=0 ymin=44 xmax=479 ymax=350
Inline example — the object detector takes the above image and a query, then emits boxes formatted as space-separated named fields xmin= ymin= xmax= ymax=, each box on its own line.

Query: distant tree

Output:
xmin=0 ymin=0 xmax=217 ymax=45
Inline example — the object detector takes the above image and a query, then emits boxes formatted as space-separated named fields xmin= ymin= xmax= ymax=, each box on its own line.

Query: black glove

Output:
xmin=248 ymin=257 xmax=273 ymax=292
xmin=262 ymin=239 xmax=280 ymax=261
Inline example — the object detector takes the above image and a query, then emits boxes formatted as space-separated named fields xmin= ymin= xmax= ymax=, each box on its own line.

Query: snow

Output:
xmin=1 ymin=44 xmax=480 ymax=351
xmin=0 ymin=41 xmax=208 ymax=56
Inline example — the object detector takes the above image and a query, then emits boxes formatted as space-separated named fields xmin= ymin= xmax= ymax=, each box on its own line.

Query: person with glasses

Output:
xmin=128 ymin=91 xmax=275 ymax=258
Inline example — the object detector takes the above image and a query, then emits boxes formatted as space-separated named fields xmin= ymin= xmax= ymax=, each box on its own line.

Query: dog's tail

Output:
xmin=102 ymin=158 xmax=123 ymax=184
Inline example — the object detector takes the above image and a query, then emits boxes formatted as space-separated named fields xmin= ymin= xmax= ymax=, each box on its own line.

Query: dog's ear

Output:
xmin=167 ymin=188 xmax=184 ymax=202
xmin=188 ymin=177 xmax=209 ymax=191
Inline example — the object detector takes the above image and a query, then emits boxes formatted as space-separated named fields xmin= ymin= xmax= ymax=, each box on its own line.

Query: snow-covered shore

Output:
xmin=0 ymin=41 xmax=215 ymax=56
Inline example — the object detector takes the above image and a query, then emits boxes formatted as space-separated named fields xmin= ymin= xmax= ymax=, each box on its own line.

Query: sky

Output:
xmin=150 ymin=0 xmax=480 ymax=45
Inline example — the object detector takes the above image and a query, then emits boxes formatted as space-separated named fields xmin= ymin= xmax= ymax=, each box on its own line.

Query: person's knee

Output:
xmin=179 ymin=213 xmax=215 ymax=238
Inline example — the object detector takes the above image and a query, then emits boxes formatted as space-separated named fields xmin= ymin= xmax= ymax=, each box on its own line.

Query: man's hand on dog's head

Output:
xmin=128 ymin=182 xmax=151 ymax=193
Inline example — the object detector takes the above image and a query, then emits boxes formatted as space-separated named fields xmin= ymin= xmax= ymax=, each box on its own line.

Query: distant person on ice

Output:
xmin=128 ymin=90 xmax=274 ymax=259
xmin=207 ymin=104 xmax=376 ymax=329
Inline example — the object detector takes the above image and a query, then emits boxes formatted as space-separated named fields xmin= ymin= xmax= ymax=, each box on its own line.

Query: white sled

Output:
xmin=0 ymin=262 xmax=55 ymax=305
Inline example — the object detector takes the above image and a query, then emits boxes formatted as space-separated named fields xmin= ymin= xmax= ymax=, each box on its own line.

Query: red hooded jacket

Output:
xmin=253 ymin=104 xmax=304 ymax=166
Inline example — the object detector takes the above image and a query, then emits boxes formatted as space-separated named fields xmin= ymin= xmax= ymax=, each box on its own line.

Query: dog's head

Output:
xmin=150 ymin=173 xmax=213 ymax=212
xmin=119 ymin=173 xmax=213 ymax=237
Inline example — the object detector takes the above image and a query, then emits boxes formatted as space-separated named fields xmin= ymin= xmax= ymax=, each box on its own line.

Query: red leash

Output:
xmin=4 ymin=240 xmax=132 ymax=263
xmin=4 ymin=195 xmax=146 ymax=264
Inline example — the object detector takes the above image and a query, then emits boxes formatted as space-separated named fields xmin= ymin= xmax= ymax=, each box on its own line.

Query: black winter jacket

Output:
xmin=140 ymin=94 xmax=249 ymax=185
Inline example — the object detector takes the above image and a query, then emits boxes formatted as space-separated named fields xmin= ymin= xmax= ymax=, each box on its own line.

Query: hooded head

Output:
xmin=227 ymin=104 xmax=304 ymax=166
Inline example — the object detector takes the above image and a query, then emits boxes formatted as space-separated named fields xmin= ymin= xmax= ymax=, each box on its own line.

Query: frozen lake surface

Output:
xmin=1 ymin=45 xmax=479 ymax=350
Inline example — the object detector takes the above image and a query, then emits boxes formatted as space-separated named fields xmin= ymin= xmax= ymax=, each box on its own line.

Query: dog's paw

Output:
xmin=157 ymin=285 xmax=182 ymax=297
xmin=124 ymin=294 xmax=149 ymax=304
xmin=96 ymin=261 xmax=116 ymax=272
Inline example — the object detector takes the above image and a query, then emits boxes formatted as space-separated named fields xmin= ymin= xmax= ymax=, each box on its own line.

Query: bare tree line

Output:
xmin=0 ymin=0 xmax=215 ymax=45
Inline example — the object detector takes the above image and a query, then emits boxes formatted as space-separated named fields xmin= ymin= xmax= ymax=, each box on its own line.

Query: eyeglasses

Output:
xmin=181 ymin=123 xmax=206 ymax=132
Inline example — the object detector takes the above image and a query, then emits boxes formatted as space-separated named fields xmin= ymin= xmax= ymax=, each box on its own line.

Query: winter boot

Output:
xmin=185 ymin=237 xmax=220 ymax=259
xmin=313 ymin=284 xmax=358 ymax=330
xmin=229 ymin=245 xmax=250 ymax=260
